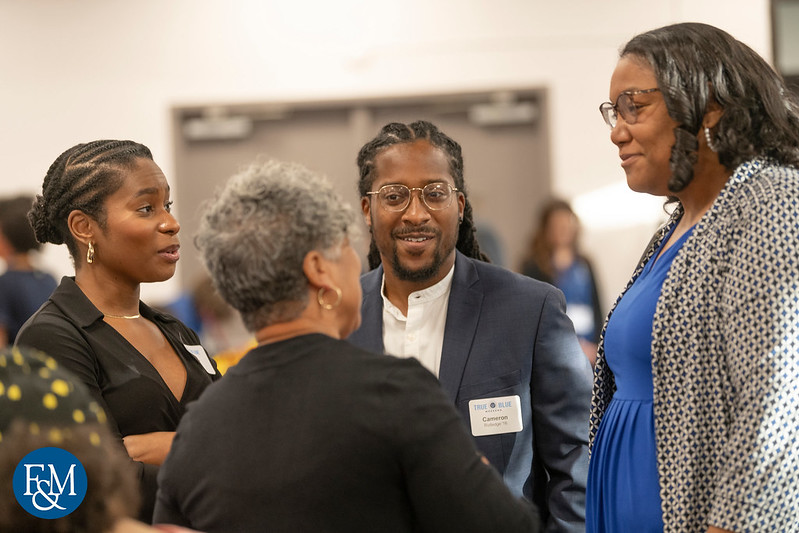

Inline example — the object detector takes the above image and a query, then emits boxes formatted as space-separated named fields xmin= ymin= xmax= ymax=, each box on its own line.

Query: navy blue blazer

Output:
xmin=348 ymin=251 xmax=592 ymax=533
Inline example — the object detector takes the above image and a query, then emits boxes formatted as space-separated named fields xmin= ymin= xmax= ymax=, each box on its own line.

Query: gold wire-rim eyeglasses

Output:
xmin=366 ymin=182 xmax=460 ymax=212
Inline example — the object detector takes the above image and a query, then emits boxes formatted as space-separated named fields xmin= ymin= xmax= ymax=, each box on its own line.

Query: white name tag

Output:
xmin=184 ymin=344 xmax=216 ymax=375
xmin=468 ymin=395 xmax=523 ymax=436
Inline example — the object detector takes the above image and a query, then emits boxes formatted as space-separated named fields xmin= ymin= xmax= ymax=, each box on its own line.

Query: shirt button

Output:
xmin=407 ymin=334 xmax=416 ymax=342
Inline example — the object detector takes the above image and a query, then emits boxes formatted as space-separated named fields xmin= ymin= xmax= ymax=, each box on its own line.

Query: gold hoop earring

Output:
xmin=317 ymin=286 xmax=342 ymax=310
xmin=86 ymin=242 xmax=95 ymax=264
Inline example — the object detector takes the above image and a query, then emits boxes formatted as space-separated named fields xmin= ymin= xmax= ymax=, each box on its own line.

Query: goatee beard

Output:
xmin=388 ymin=225 xmax=455 ymax=282
xmin=390 ymin=248 xmax=443 ymax=282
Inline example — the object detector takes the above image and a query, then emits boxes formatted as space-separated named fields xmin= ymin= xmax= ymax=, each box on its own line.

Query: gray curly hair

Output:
xmin=195 ymin=159 xmax=359 ymax=332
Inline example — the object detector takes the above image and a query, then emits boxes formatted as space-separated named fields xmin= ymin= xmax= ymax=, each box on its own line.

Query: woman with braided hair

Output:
xmin=16 ymin=140 xmax=219 ymax=523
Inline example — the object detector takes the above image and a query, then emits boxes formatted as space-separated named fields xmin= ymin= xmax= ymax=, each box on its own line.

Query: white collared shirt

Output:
xmin=381 ymin=262 xmax=455 ymax=377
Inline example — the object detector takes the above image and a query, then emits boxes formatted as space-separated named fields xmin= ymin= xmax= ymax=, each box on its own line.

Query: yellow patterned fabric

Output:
xmin=0 ymin=346 xmax=106 ymax=442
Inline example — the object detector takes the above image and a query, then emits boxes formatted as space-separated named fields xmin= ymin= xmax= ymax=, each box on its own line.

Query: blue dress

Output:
xmin=554 ymin=258 xmax=598 ymax=343
xmin=586 ymin=226 xmax=693 ymax=532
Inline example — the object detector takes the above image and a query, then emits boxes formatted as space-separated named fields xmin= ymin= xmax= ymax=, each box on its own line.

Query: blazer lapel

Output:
xmin=351 ymin=266 xmax=385 ymax=354
xmin=438 ymin=253 xmax=483 ymax=404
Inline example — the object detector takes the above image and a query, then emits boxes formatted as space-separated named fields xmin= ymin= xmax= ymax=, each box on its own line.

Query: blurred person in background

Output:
xmin=588 ymin=22 xmax=799 ymax=532
xmin=0 ymin=195 xmax=57 ymax=348
xmin=520 ymin=199 xmax=603 ymax=365
xmin=15 ymin=140 xmax=220 ymax=523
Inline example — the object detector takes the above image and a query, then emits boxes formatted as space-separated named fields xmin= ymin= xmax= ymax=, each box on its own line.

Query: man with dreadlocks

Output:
xmin=349 ymin=120 xmax=592 ymax=532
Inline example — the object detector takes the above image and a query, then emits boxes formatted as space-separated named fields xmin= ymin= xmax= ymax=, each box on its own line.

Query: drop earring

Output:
xmin=86 ymin=242 xmax=95 ymax=264
xmin=704 ymin=127 xmax=718 ymax=153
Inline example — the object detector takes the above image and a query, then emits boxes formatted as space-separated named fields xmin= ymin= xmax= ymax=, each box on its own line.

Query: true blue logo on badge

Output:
xmin=13 ymin=447 xmax=87 ymax=519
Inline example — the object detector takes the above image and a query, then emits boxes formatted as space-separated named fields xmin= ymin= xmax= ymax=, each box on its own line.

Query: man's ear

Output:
xmin=67 ymin=210 xmax=95 ymax=246
xmin=361 ymin=196 xmax=372 ymax=229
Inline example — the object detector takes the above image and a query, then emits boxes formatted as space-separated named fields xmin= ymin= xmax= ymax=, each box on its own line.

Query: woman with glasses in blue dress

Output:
xmin=587 ymin=23 xmax=799 ymax=532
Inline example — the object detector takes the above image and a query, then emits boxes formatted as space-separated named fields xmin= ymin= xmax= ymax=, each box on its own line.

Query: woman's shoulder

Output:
xmin=326 ymin=337 xmax=435 ymax=381
xmin=14 ymin=297 xmax=99 ymax=378
xmin=727 ymin=161 xmax=799 ymax=218
xmin=16 ymin=297 xmax=74 ymax=339
xmin=35 ymin=277 xmax=103 ymax=323
xmin=732 ymin=159 xmax=799 ymax=195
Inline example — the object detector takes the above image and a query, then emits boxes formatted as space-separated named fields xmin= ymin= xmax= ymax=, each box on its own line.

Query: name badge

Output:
xmin=184 ymin=344 xmax=216 ymax=375
xmin=468 ymin=395 xmax=523 ymax=436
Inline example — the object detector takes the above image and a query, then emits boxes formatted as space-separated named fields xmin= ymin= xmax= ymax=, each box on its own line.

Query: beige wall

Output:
xmin=0 ymin=0 xmax=771 ymax=306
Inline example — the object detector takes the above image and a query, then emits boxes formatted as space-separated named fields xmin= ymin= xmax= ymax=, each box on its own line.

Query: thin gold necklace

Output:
xmin=104 ymin=313 xmax=141 ymax=320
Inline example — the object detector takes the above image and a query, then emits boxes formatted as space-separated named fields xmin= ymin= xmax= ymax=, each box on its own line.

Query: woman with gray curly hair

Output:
xmin=153 ymin=159 xmax=540 ymax=532
xmin=193 ymin=159 xmax=363 ymax=337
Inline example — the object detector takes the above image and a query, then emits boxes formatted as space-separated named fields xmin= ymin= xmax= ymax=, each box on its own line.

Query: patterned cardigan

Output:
xmin=589 ymin=158 xmax=799 ymax=532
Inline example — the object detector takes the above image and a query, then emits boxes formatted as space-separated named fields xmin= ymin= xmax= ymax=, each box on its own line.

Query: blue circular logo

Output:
xmin=490 ymin=402 xmax=496 ymax=408
xmin=13 ymin=447 xmax=87 ymax=519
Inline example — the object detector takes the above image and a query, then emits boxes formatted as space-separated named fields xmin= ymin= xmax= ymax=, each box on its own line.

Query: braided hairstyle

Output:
xmin=622 ymin=22 xmax=799 ymax=193
xmin=356 ymin=120 xmax=488 ymax=270
xmin=28 ymin=140 xmax=153 ymax=264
